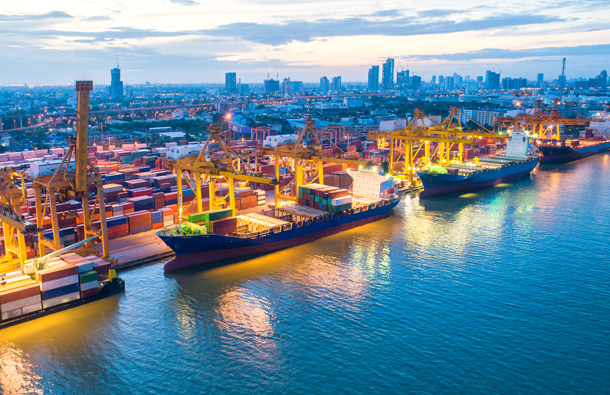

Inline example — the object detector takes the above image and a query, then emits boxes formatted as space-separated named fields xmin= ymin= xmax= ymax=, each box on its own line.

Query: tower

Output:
xmin=382 ymin=58 xmax=394 ymax=90
xmin=109 ymin=59 xmax=124 ymax=98
xmin=368 ymin=65 xmax=379 ymax=91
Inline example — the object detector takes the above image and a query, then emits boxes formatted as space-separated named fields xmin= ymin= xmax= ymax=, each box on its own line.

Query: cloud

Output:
xmin=0 ymin=11 xmax=73 ymax=21
xmin=401 ymin=44 xmax=610 ymax=61
xmin=169 ymin=0 xmax=198 ymax=5
xmin=199 ymin=14 xmax=565 ymax=45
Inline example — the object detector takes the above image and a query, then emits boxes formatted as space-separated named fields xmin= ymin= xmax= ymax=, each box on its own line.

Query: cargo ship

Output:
xmin=536 ymin=138 xmax=610 ymax=163
xmin=1 ymin=250 xmax=124 ymax=330
xmin=158 ymin=169 xmax=400 ymax=272
xmin=418 ymin=131 xmax=539 ymax=198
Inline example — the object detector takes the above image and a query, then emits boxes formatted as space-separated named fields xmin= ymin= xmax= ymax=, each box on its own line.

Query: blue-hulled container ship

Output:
xmin=158 ymin=169 xmax=400 ymax=272
xmin=418 ymin=131 xmax=539 ymax=198
xmin=536 ymin=138 xmax=610 ymax=164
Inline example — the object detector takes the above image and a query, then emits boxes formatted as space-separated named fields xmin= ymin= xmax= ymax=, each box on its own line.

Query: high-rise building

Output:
xmin=320 ymin=76 xmax=330 ymax=93
xmin=368 ymin=65 xmax=379 ymax=91
xmin=485 ymin=70 xmax=501 ymax=90
xmin=331 ymin=76 xmax=342 ymax=91
xmin=382 ymin=58 xmax=394 ymax=90
xmin=109 ymin=65 xmax=123 ymax=98
xmin=444 ymin=76 xmax=454 ymax=90
xmin=438 ymin=75 xmax=444 ymax=85
xmin=264 ymin=79 xmax=280 ymax=94
xmin=537 ymin=73 xmax=544 ymax=87
xmin=431 ymin=75 xmax=437 ymax=84
xmin=238 ymin=83 xmax=250 ymax=96
xmin=281 ymin=78 xmax=292 ymax=93
xmin=225 ymin=72 xmax=237 ymax=93
xmin=396 ymin=70 xmax=410 ymax=88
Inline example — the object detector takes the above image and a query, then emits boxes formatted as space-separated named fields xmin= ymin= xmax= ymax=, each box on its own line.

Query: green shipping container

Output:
xmin=188 ymin=212 xmax=207 ymax=223
xmin=79 ymin=270 xmax=99 ymax=284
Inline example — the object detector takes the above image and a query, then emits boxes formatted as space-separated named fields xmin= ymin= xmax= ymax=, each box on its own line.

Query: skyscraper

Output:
xmin=331 ymin=76 xmax=341 ymax=92
xmin=225 ymin=72 xmax=237 ymax=93
xmin=382 ymin=58 xmax=394 ymax=90
xmin=485 ymin=70 xmax=501 ymax=90
xmin=537 ymin=73 xmax=544 ymax=88
xmin=264 ymin=79 xmax=280 ymax=94
xmin=109 ymin=64 xmax=123 ymax=98
xmin=320 ymin=76 xmax=330 ymax=93
xmin=368 ymin=65 xmax=379 ymax=91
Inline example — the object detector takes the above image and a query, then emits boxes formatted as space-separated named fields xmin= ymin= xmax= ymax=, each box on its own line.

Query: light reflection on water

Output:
xmin=2 ymin=154 xmax=610 ymax=394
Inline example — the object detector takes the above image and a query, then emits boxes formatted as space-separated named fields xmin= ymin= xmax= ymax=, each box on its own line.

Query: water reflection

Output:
xmin=0 ymin=344 xmax=43 ymax=395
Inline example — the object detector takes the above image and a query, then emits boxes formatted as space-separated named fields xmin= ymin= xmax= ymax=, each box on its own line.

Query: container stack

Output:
xmin=151 ymin=210 xmax=163 ymax=229
xmin=0 ymin=281 xmax=42 ymax=320
xmin=298 ymin=184 xmax=352 ymax=213
xmin=127 ymin=211 xmax=152 ymax=234
xmin=160 ymin=208 xmax=175 ymax=227
xmin=37 ymin=263 xmax=80 ymax=309
xmin=106 ymin=216 xmax=129 ymax=239
xmin=254 ymin=190 xmax=266 ymax=206
xmin=153 ymin=192 xmax=165 ymax=210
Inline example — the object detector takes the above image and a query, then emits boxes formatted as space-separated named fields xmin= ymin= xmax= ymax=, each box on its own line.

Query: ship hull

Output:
xmin=538 ymin=140 xmax=610 ymax=163
xmin=159 ymin=198 xmax=401 ymax=272
xmin=418 ymin=158 xmax=539 ymax=198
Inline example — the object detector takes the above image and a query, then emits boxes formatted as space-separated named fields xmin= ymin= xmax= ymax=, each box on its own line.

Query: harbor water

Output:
xmin=2 ymin=154 xmax=610 ymax=394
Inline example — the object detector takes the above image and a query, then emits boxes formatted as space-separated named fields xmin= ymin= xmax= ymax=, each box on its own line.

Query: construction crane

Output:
xmin=0 ymin=170 xmax=35 ymax=272
xmin=32 ymin=81 xmax=110 ymax=260
xmin=495 ymin=98 xmax=602 ymax=140
xmin=258 ymin=118 xmax=372 ymax=206
xmin=166 ymin=126 xmax=279 ymax=219
xmin=368 ymin=108 xmax=507 ymax=183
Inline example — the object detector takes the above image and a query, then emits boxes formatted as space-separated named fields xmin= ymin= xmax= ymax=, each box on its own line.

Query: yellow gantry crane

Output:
xmin=167 ymin=126 xmax=279 ymax=218
xmin=33 ymin=81 xmax=110 ymax=260
xmin=496 ymin=98 xmax=602 ymax=139
xmin=258 ymin=118 xmax=371 ymax=206
xmin=0 ymin=170 xmax=34 ymax=272
xmin=369 ymin=108 xmax=507 ymax=183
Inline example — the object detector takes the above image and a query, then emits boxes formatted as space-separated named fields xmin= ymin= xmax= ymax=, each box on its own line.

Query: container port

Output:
xmin=0 ymin=80 xmax=605 ymax=328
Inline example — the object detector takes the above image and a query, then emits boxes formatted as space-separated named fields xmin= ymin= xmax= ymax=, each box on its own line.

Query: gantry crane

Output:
xmin=258 ymin=118 xmax=372 ymax=206
xmin=0 ymin=170 xmax=35 ymax=272
xmin=369 ymin=108 xmax=507 ymax=183
xmin=166 ymin=126 xmax=279 ymax=219
xmin=496 ymin=98 xmax=602 ymax=139
xmin=33 ymin=81 xmax=110 ymax=261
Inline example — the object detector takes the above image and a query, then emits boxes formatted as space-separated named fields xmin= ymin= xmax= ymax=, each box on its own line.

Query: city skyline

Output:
xmin=0 ymin=0 xmax=609 ymax=84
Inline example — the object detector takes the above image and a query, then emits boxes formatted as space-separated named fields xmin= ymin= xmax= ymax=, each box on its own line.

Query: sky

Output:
xmin=1 ymin=0 xmax=609 ymax=85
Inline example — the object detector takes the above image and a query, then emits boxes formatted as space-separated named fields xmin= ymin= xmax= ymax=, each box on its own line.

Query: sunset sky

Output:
xmin=1 ymin=0 xmax=609 ymax=84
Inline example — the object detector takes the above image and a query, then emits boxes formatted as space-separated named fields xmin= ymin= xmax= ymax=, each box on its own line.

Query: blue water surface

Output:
xmin=1 ymin=154 xmax=609 ymax=394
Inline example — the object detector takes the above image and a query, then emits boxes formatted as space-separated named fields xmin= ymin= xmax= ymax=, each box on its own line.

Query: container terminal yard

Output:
xmin=0 ymin=81 xmax=604 ymax=328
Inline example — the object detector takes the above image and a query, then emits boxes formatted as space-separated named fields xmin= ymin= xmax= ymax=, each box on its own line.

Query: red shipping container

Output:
xmin=0 ymin=283 xmax=40 ymax=304
xmin=36 ymin=264 xmax=78 ymax=283
xmin=80 ymin=288 xmax=98 ymax=298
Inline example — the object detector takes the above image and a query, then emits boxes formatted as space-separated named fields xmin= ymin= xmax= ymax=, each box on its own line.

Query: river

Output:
xmin=1 ymin=154 xmax=610 ymax=394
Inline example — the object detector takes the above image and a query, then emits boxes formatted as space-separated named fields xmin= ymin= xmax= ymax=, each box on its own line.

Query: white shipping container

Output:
xmin=0 ymin=294 xmax=42 ymax=313
xmin=40 ymin=275 xmax=79 ymax=292
xmin=22 ymin=302 xmax=43 ymax=315
xmin=42 ymin=291 xmax=80 ymax=309
xmin=2 ymin=307 xmax=23 ymax=320
xmin=331 ymin=196 xmax=352 ymax=206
